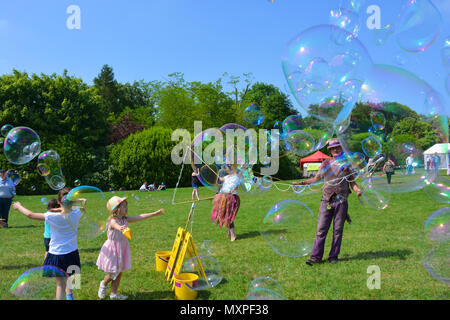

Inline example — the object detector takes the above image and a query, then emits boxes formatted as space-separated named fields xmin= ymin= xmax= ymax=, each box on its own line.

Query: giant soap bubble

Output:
xmin=190 ymin=128 xmax=225 ymax=192
xmin=260 ymin=200 xmax=315 ymax=257
xmin=282 ymin=24 xmax=372 ymax=149
xmin=395 ymin=0 xmax=443 ymax=53
xmin=63 ymin=185 xmax=109 ymax=239
xmin=337 ymin=64 xmax=448 ymax=194
xmin=3 ymin=127 xmax=41 ymax=165
xmin=7 ymin=266 xmax=67 ymax=300
xmin=246 ymin=277 xmax=286 ymax=300
xmin=37 ymin=150 xmax=66 ymax=191
xmin=181 ymin=255 xmax=223 ymax=290
xmin=419 ymin=208 xmax=449 ymax=284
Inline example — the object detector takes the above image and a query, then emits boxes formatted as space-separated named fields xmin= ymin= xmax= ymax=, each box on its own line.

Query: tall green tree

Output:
xmin=0 ymin=69 xmax=109 ymax=151
xmin=240 ymin=82 xmax=298 ymax=129
xmin=93 ymin=64 xmax=121 ymax=115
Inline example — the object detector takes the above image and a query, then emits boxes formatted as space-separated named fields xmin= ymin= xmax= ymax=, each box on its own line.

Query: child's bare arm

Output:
xmin=12 ymin=202 xmax=46 ymax=221
xmin=128 ymin=208 xmax=165 ymax=223
xmin=109 ymin=218 xmax=127 ymax=232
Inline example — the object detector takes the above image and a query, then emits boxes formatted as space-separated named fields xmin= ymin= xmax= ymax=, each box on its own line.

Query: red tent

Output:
xmin=300 ymin=151 xmax=331 ymax=170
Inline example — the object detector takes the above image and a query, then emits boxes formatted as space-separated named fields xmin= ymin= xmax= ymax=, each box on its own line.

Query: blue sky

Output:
xmin=0 ymin=0 xmax=448 ymax=116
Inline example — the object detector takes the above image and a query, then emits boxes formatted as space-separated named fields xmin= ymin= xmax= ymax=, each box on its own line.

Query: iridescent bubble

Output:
xmin=41 ymin=197 xmax=48 ymax=205
xmin=396 ymin=0 xmax=443 ymax=52
xmin=6 ymin=170 xmax=20 ymax=186
xmin=181 ymin=255 xmax=222 ymax=290
xmin=423 ymin=176 xmax=450 ymax=204
xmin=37 ymin=163 xmax=50 ymax=177
xmin=245 ymin=276 xmax=286 ymax=300
xmin=372 ymin=24 xmax=394 ymax=46
xmin=284 ymin=130 xmax=315 ymax=157
xmin=303 ymin=57 xmax=332 ymax=91
xmin=338 ymin=64 xmax=448 ymax=194
xmin=402 ymin=142 xmax=416 ymax=154
xmin=260 ymin=200 xmax=315 ymax=257
xmin=446 ymin=74 xmax=450 ymax=96
xmin=442 ymin=37 xmax=450 ymax=69
xmin=330 ymin=8 xmax=360 ymax=44
xmin=244 ymin=104 xmax=265 ymax=126
xmin=370 ymin=111 xmax=386 ymax=126
xmin=199 ymin=240 xmax=214 ymax=256
xmin=338 ymin=0 xmax=365 ymax=13
xmin=361 ymin=136 xmax=382 ymax=158
xmin=8 ymin=266 xmax=67 ymax=300
xmin=245 ymin=288 xmax=286 ymax=300
xmin=1 ymin=124 xmax=13 ymax=137
xmin=246 ymin=276 xmax=286 ymax=300
xmin=248 ymin=276 xmax=283 ymax=294
xmin=64 ymin=185 xmax=109 ymax=240
xmin=3 ymin=127 xmax=41 ymax=165
xmin=38 ymin=150 xmax=65 ymax=191
xmin=282 ymin=24 xmax=373 ymax=116
xmin=360 ymin=177 xmax=391 ymax=210
xmin=74 ymin=179 xmax=81 ymax=187
xmin=190 ymin=128 xmax=224 ymax=193
xmin=368 ymin=123 xmax=385 ymax=138
xmin=419 ymin=208 xmax=449 ymax=284
xmin=394 ymin=52 xmax=408 ymax=66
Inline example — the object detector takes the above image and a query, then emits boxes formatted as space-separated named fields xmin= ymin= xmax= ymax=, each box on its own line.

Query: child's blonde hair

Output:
xmin=107 ymin=200 xmax=128 ymax=222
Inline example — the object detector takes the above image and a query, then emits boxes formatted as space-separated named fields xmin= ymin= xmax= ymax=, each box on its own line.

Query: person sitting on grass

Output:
xmin=157 ymin=182 xmax=166 ymax=191
xmin=139 ymin=182 xmax=148 ymax=192
xmin=292 ymin=138 xmax=362 ymax=266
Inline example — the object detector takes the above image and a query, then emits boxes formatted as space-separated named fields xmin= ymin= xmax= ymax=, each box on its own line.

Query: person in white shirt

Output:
xmin=13 ymin=187 xmax=82 ymax=300
xmin=406 ymin=154 xmax=414 ymax=175
xmin=211 ymin=165 xmax=241 ymax=241
xmin=139 ymin=182 xmax=148 ymax=192
xmin=0 ymin=169 xmax=16 ymax=228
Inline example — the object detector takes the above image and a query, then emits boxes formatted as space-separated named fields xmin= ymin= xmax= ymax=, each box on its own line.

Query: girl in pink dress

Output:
xmin=97 ymin=196 xmax=164 ymax=299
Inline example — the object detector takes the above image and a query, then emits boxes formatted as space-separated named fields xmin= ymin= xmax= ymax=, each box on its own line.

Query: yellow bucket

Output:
xmin=174 ymin=273 xmax=199 ymax=300
xmin=155 ymin=251 xmax=171 ymax=272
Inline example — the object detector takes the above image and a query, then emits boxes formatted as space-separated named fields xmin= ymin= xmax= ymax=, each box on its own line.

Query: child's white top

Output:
xmin=220 ymin=174 xmax=240 ymax=194
xmin=45 ymin=209 xmax=82 ymax=255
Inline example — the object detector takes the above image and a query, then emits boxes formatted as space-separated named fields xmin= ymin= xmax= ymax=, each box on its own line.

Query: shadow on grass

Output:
xmin=236 ymin=231 xmax=261 ymax=240
xmin=5 ymin=225 xmax=39 ymax=229
xmin=79 ymin=247 xmax=102 ymax=253
xmin=340 ymin=249 xmax=413 ymax=262
xmin=0 ymin=264 xmax=42 ymax=270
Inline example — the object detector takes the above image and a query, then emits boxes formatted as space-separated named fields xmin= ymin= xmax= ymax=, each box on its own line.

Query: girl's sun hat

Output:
xmin=107 ymin=196 xmax=128 ymax=213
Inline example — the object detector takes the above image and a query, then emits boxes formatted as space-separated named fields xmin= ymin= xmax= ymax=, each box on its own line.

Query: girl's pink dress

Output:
xmin=96 ymin=217 xmax=131 ymax=274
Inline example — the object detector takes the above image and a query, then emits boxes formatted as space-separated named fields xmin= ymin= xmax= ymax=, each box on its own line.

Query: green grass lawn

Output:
xmin=0 ymin=176 xmax=448 ymax=300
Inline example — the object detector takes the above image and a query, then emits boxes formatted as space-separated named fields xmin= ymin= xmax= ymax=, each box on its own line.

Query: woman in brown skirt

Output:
xmin=211 ymin=165 xmax=241 ymax=241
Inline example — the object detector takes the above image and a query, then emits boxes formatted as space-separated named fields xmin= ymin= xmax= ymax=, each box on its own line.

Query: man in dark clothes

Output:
xmin=292 ymin=138 xmax=362 ymax=265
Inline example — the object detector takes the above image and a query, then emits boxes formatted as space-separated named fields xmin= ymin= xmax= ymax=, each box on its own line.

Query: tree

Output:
xmin=240 ymin=82 xmax=298 ymax=129
xmin=154 ymin=73 xmax=236 ymax=131
xmin=0 ymin=69 xmax=110 ymax=152
xmin=109 ymin=127 xmax=191 ymax=189
xmin=108 ymin=113 xmax=145 ymax=144
xmin=93 ymin=64 xmax=121 ymax=115
xmin=392 ymin=117 xmax=438 ymax=150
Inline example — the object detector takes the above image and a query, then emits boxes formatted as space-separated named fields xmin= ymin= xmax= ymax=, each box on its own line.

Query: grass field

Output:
xmin=0 ymin=173 xmax=448 ymax=300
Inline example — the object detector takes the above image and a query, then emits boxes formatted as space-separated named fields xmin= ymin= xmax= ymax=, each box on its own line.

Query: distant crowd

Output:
xmin=139 ymin=182 xmax=166 ymax=192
